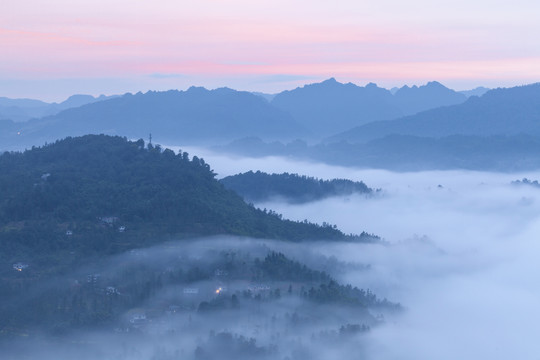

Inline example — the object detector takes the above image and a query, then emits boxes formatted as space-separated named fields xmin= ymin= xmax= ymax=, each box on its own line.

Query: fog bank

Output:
xmin=184 ymin=147 xmax=540 ymax=359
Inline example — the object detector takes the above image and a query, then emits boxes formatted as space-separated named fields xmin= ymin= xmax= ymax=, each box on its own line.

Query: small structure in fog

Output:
xmin=98 ymin=216 xmax=118 ymax=226
xmin=106 ymin=286 xmax=120 ymax=295
xmin=183 ymin=288 xmax=199 ymax=295
xmin=129 ymin=313 xmax=147 ymax=324
xmin=214 ymin=269 xmax=228 ymax=277
xmin=13 ymin=262 xmax=29 ymax=271
xmin=167 ymin=305 xmax=181 ymax=314
xmin=215 ymin=286 xmax=228 ymax=294
xmin=248 ymin=284 xmax=270 ymax=292
xmin=87 ymin=274 xmax=100 ymax=285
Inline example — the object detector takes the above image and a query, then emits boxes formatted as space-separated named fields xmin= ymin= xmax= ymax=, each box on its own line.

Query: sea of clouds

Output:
xmin=182 ymin=146 xmax=540 ymax=360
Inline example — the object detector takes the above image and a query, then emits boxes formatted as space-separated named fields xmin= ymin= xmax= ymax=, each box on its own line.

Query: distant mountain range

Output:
xmin=7 ymin=79 xmax=539 ymax=171
xmin=270 ymin=78 xmax=468 ymax=137
xmin=329 ymin=83 xmax=540 ymax=143
xmin=217 ymin=134 xmax=540 ymax=172
xmin=458 ymin=86 xmax=490 ymax=98
xmin=217 ymin=80 xmax=540 ymax=171
xmin=0 ymin=94 xmax=117 ymax=122
xmin=0 ymin=79 xmax=489 ymax=151
xmin=0 ymin=87 xmax=305 ymax=150
xmin=392 ymin=81 xmax=466 ymax=115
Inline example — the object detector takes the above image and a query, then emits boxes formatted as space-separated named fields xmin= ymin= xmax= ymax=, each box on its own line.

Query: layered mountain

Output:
xmin=271 ymin=78 xmax=468 ymax=138
xmin=459 ymin=86 xmax=490 ymax=98
xmin=0 ymin=80 xmax=476 ymax=151
xmin=1 ymin=88 xmax=305 ymax=151
xmin=393 ymin=81 xmax=466 ymax=115
xmin=217 ymin=134 xmax=540 ymax=171
xmin=0 ymin=94 xmax=116 ymax=122
xmin=270 ymin=79 xmax=401 ymax=137
xmin=329 ymin=83 xmax=540 ymax=143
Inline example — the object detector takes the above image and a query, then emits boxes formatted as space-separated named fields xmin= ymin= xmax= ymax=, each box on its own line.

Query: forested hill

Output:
xmin=221 ymin=171 xmax=373 ymax=203
xmin=0 ymin=135 xmax=372 ymax=267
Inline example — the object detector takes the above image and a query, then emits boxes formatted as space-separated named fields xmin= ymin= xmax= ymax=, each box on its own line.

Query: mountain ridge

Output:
xmin=0 ymin=80 xmax=516 ymax=153
xmin=328 ymin=83 xmax=540 ymax=143
xmin=271 ymin=78 xmax=468 ymax=138
xmin=0 ymin=94 xmax=118 ymax=122
xmin=0 ymin=88 xmax=307 ymax=151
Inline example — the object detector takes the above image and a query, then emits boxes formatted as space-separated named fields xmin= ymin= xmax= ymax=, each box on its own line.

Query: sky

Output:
xmin=2 ymin=0 xmax=540 ymax=101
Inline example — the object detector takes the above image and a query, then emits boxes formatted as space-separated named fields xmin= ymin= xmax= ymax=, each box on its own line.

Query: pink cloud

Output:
xmin=2 ymin=0 xmax=540 ymax=95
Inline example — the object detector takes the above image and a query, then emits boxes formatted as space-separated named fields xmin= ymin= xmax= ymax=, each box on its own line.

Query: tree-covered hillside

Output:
xmin=0 ymin=239 xmax=398 ymax=359
xmin=0 ymin=135 xmax=371 ymax=271
xmin=221 ymin=171 xmax=373 ymax=203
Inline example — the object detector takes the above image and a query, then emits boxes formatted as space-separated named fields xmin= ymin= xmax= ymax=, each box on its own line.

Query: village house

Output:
xmin=98 ymin=216 xmax=118 ymax=226
xmin=183 ymin=288 xmax=199 ymax=295
xmin=215 ymin=286 xmax=228 ymax=294
xmin=87 ymin=274 xmax=100 ymax=285
xmin=106 ymin=286 xmax=120 ymax=295
xmin=129 ymin=313 xmax=147 ymax=325
xmin=248 ymin=284 xmax=271 ymax=292
xmin=13 ymin=262 xmax=29 ymax=271
xmin=167 ymin=305 xmax=181 ymax=314
xmin=214 ymin=269 xmax=228 ymax=277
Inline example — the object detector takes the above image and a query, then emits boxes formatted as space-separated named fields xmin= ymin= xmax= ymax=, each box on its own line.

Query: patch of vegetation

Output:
xmin=512 ymin=178 xmax=540 ymax=188
xmin=221 ymin=171 xmax=373 ymax=203
xmin=0 ymin=135 xmax=374 ymax=273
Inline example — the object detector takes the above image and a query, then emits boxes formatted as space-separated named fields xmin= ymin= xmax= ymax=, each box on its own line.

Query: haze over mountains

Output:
xmin=269 ymin=78 xmax=467 ymax=137
xmin=2 ymin=78 xmax=540 ymax=360
xmin=1 ymin=79 xmax=477 ymax=151
xmin=458 ymin=86 xmax=491 ymax=98
xmin=0 ymin=87 xmax=304 ymax=150
xmin=330 ymin=83 xmax=540 ymax=143
xmin=4 ymin=78 xmax=540 ymax=171
xmin=0 ymin=94 xmax=117 ymax=122
xmin=224 ymin=81 xmax=540 ymax=171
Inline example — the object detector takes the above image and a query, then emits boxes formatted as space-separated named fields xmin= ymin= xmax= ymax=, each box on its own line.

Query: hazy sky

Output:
xmin=2 ymin=0 xmax=540 ymax=101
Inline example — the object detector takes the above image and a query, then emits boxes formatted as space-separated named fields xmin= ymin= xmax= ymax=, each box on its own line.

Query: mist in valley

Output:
xmin=2 ymin=235 xmax=393 ymax=360
xmin=180 ymin=148 xmax=540 ymax=359
xmin=4 ymin=0 xmax=539 ymax=358
xmin=3 ymin=147 xmax=540 ymax=360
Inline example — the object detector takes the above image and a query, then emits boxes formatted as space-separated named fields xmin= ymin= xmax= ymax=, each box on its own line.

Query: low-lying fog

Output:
xmin=181 ymin=146 xmax=540 ymax=359
xmin=5 ymin=145 xmax=540 ymax=360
